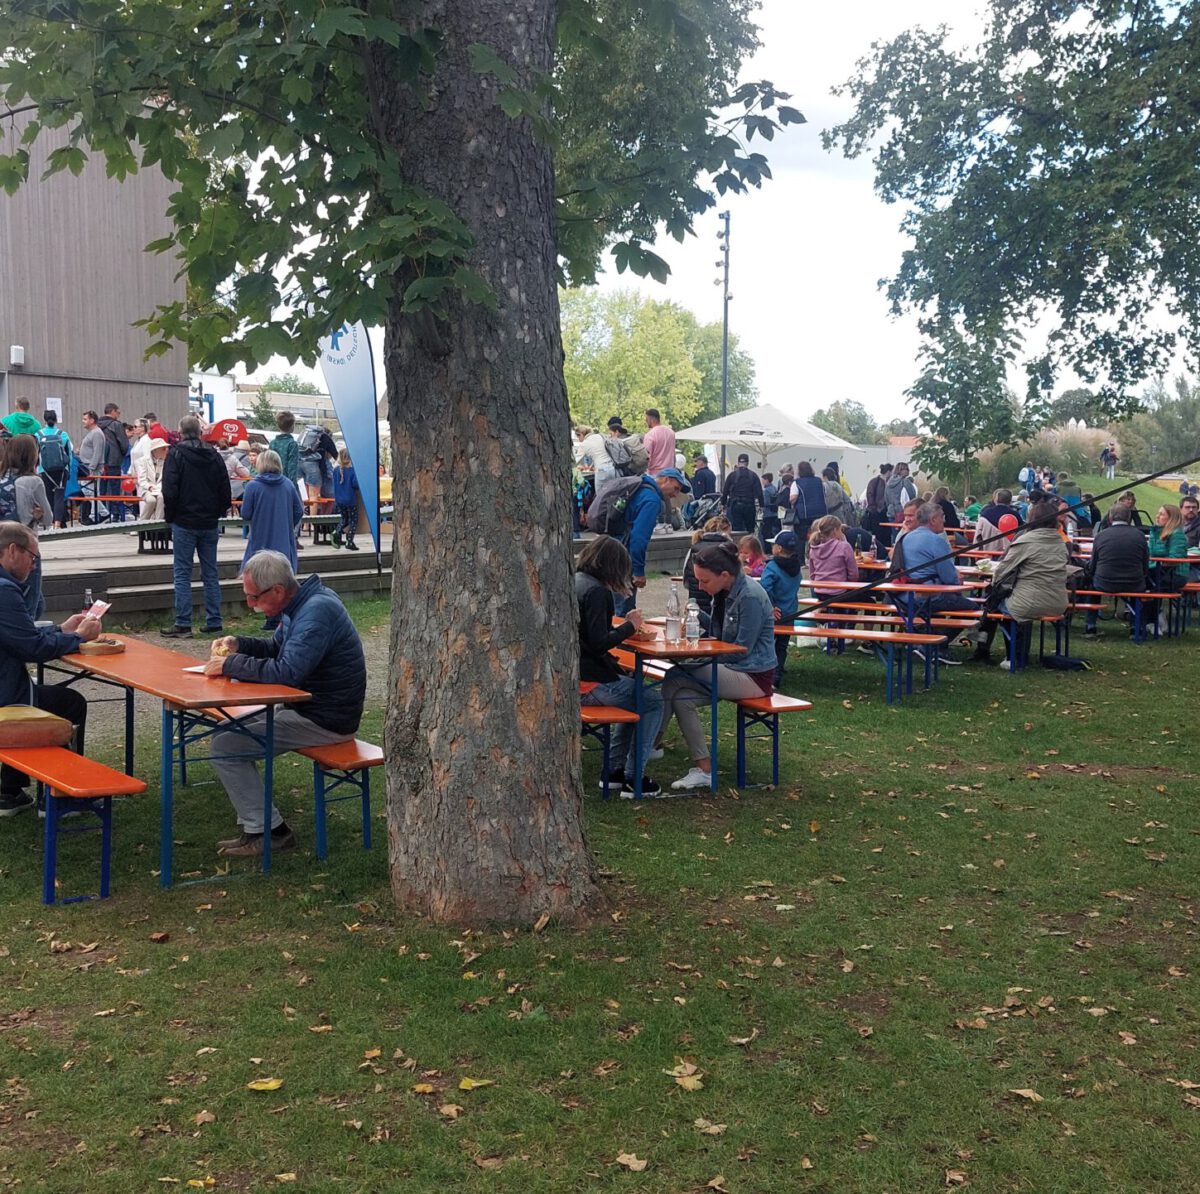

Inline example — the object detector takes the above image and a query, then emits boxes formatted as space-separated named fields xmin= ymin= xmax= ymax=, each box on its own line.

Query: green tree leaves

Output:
xmin=826 ymin=1 xmax=1196 ymax=411
xmin=561 ymin=288 xmax=755 ymax=432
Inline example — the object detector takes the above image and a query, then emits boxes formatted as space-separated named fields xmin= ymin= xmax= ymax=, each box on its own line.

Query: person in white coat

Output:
xmin=135 ymin=438 xmax=170 ymax=521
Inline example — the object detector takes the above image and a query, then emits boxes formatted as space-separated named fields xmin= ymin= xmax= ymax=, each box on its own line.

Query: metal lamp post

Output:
xmin=716 ymin=210 xmax=731 ymax=484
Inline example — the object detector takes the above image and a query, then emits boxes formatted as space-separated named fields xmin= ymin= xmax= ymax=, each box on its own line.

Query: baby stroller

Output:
xmin=685 ymin=493 xmax=723 ymax=530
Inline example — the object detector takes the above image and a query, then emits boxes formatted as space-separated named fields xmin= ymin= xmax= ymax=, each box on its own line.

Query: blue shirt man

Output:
xmin=616 ymin=468 xmax=691 ymax=614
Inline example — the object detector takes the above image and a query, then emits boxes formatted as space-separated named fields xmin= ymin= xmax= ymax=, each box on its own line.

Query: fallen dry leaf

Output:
xmin=308 ymin=1024 xmax=333 ymax=1034
xmin=729 ymin=1028 xmax=759 ymax=1047
xmin=458 ymin=1076 xmax=495 ymax=1091
xmin=675 ymin=1074 xmax=704 ymax=1091
xmin=474 ymin=1156 xmax=504 ymax=1170
xmin=192 ymin=1110 xmax=216 ymax=1126
xmin=616 ymin=1152 xmax=648 ymax=1172
xmin=945 ymin=1169 xmax=968 ymax=1187
xmin=439 ymin=1103 xmax=463 ymax=1119
xmin=1118 ymin=1031 xmax=1138 ymax=1046
xmin=246 ymin=1078 xmax=284 ymax=1092
xmin=801 ymin=1156 xmax=814 ymax=1170
xmin=411 ymin=1083 xmax=435 ymax=1095
xmin=274 ymin=1176 xmax=297 ymax=1184
xmin=707 ymin=1177 xmax=727 ymax=1191
xmin=532 ymin=912 xmax=551 ymax=933
xmin=149 ymin=932 xmax=171 ymax=944
xmin=1008 ymin=1088 xmax=1043 ymax=1103
xmin=694 ymin=1118 xmax=726 ymax=1136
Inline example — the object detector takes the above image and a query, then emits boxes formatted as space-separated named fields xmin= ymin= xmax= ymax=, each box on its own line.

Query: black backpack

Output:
xmin=585 ymin=475 xmax=649 ymax=536
xmin=37 ymin=429 xmax=69 ymax=474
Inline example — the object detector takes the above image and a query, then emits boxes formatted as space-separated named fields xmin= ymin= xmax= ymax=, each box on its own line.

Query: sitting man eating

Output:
xmin=204 ymin=550 xmax=367 ymax=856
xmin=0 ymin=522 xmax=102 ymax=815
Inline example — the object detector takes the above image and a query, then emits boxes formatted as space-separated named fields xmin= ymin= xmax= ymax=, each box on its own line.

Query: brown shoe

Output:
xmin=218 ymin=832 xmax=261 ymax=856
xmin=219 ymin=829 xmax=297 ymax=857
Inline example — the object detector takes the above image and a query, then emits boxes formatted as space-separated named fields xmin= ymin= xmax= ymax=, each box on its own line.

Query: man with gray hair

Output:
xmin=203 ymin=550 xmax=366 ymax=856
xmin=892 ymin=501 xmax=976 ymax=662
xmin=161 ymin=414 xmax=231 ymax=638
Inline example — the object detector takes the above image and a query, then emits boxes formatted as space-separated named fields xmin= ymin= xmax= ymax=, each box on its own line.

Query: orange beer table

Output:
xmin=619 ymin=629 xmax=745 ymax=797
xmin=56 ymin=635 xmax=310 ymax=886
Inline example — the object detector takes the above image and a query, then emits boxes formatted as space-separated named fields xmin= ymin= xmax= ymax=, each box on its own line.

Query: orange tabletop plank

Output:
xmin=620 ymin=631 xmax=746 ymax=660
xmin=61 ymin=634 xmax=310 ymax=709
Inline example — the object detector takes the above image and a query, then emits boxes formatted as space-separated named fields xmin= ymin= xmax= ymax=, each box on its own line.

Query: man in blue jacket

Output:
xmin=0 ymin=523 xmax=102 ymax=815
xmin=204 ymin=551 xmax=367 ymax=856
xmin=617 ymin=468 xmax=690 ymax=614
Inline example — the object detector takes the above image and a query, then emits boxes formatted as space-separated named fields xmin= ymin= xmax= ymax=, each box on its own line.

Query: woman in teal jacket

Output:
xmin=1149 ymin=503 xmax=1189 ymax=632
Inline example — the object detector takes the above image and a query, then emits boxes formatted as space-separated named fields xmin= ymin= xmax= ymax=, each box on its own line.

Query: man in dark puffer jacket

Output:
xmin=204 ymin=551 xmax=367 ymax=857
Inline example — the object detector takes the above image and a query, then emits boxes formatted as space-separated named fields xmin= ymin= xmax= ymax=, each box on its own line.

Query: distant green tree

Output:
xmin=882 ymin=417 xmax=918 ymax=438
xmin=1110 ymin=377 xmax=1200 ymax=474
xmin=907 ymin=324 xmax=1035 ymax=495
xmin=561 ymin=289 xmax=755 ymax=433
xmin=810 ymin=400 xmax=885 ymax=444
xmin=1048 ymin=388 xmax=1107 ymax=427
xmin=246 ymin=389 xmax=279 ymax=428
xmin=258 ymin=372 xmax=322 ymax=396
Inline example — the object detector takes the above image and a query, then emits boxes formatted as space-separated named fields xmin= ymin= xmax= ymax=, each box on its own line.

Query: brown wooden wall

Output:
xmin=0 ymin=107 xmax=189 ymax=434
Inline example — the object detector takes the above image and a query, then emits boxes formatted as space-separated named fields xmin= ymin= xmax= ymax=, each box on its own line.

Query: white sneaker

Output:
xmin=999 ymin=659 xmax=1012 ymax=671
xmin=671 ymin=767 xmax=711 ymax=791
xmin=648 ymin=747 xmax=664 ymax=760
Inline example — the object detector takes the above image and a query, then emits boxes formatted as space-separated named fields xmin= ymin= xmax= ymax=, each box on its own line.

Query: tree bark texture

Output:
xmin=368 ymin=1 xmax=600 ymax=923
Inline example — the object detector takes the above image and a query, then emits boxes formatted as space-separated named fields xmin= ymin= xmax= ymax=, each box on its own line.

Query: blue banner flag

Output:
xmin=317 ymin=321 xmax=381 ymax=558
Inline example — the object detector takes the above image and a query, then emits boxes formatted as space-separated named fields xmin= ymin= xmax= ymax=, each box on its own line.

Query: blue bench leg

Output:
xmin=771 ymin=714 xmax=780 ymax=786
xmin=359 ymin=769 xmax=371 ymax=850
xmin=736 ymin=709 xmax=747 ymax=788
xmin=313 ymin=762 xmax=328 ymax=860
xmin=43 ymin=790 xmax=58 ymax=905
xmin=600 ymin=725 xmax=613 ymax=800
xmin=99 ymin=797 xmax=113 ymax=899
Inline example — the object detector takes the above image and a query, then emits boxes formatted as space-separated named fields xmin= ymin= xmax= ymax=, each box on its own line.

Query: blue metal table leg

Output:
xmin=124 ymin=687 xmax=134 ymax=775
xmin=313 ymin=761 xmax=328 ymax=859
xmin=99 ymin=797 xmax=112 ymax=898
xmin=160 ymin=702 xmax=174 ymax=888
xmin=632 ymin=656 xmax=644 ymax=800
xmin=709 ymin=658 xmax=719 ymax=793
xmin=261 ymin=706 xmax=275 ymax=873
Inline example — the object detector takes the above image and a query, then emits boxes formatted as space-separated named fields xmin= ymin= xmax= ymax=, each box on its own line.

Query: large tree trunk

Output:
xmin=368 ymin=1 xmax=600 ymax=923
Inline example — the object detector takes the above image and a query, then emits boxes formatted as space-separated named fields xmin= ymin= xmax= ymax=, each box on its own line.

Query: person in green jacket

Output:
xmin=1149 ymin=503 xmax=1189 ymax=633
xmin=964 ymin=495 xmax=982 ymax=521
xmin=1 ymin=397 xmax=42 ymax=437
xmin=267 ymin=409 xmax=302 ymax=552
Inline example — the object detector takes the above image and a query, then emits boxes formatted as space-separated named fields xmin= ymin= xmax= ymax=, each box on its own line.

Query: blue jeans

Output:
xmin=300 ymin=458 xmax=324 ymax=493
xmin=172 ymin=524 xmax=223 ymax=628
xmin=102 ymin=467 xmax=126 ymax=521
xmin=582 ymin=675 xmax=664 ymax=777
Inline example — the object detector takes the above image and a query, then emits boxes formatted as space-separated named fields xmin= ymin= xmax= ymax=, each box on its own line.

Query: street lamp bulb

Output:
xmin=716 ymin=230 xmax=726 ymax=240
xmin=713 ymin=278 xmax=723 ymax=286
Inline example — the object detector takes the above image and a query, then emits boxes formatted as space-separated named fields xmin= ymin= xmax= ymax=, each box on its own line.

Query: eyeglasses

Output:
xmin=245 ymin=584 xmax=278 ymax=602
xmin=13 ymin=544 xmax=40 ymax=562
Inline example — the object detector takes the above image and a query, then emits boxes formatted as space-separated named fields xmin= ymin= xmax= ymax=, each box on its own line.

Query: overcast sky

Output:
xmin=592 ymin=0 xmax=981 ymax=427
xmin=248 ymin=1 xmax=980 ymax=424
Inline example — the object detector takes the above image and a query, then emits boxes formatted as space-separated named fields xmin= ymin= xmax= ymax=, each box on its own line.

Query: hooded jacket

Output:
xmin=758 ymin=551 xmax=802 ymax=620
xmin=990 ymin=527 xmax=1071 ymax=621
xmin=807 ymin=537 xmax=860 ymax=589
xmin=1 ymin=411 xmax=41 ymax=437
xmin=163 ymin=436 xmax=232 ymax=529
xmin=884 ymin=473 xmax=917 ymax=519
xmin=241 ymin=471 xmax=305 ymax=570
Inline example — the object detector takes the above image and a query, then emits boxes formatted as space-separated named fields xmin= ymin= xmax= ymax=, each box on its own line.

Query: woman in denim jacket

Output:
xmin=661 ymin=540 xmax=776 ymax=791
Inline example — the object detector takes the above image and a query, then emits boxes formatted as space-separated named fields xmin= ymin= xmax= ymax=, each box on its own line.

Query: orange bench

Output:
xmin=295 ymin=739 xmax=384 ymax=859
xmin=0 ymin=746 xmax=145 ymax=904
xmin=779 ymin=624 xmax=950 ymax=704
xmin=1075 ymin=589 xmax=1180 ymax=642
xmin=734 ymin=693 xmax=812 ymax=786
xmin=581 ymin=681 xmax=640 ymax=799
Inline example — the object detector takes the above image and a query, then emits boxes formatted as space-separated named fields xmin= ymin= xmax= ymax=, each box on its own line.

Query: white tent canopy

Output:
xmin=675 ymin=403 xmax=864 ymax=462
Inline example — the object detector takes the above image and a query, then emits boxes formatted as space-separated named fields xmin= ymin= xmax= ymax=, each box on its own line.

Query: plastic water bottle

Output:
xmin=665 ymin=582 xmax=682 ymax=644
xmin=83 ymin=587 xmax=93 ymax=612
xmin=685 ymin=600 xmax=701 ymax=644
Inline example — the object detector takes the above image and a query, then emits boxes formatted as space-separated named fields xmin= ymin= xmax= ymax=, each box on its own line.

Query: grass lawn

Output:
xmin=3 ymin=595 xmax=1200 ymax=1191
xmin=1068 ymin=473 xmax=1185 ymax=517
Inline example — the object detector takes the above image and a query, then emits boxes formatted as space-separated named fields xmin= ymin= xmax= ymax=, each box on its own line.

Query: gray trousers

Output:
xmin=661 ymin=664 xmax=763 ymax=762
xmin=211 ymin=707 xmax=353 ymax=834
